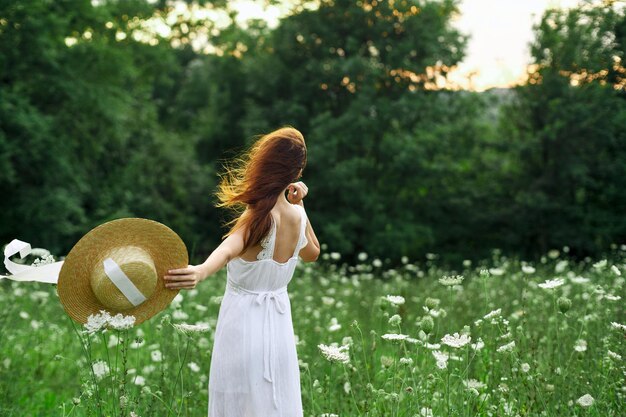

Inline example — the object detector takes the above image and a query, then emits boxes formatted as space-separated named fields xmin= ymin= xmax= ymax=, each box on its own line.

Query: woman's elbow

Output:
xmin=301 ymin=246 xmax=320 ymax=262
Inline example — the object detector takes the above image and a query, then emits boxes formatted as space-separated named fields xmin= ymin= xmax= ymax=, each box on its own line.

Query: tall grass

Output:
xmin=0 ymin=245 xmax=624 ymax=416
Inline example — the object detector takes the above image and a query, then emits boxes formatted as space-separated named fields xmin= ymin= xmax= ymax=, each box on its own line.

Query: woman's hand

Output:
xmin=164 ymin=264 xmax=206 ymax=290
xmin=287 ymin=181 xmax=308 ymax=205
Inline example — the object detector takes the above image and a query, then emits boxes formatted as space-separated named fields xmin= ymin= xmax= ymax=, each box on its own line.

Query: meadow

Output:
xmin=0 ymin=244 xmax=624 ymax=417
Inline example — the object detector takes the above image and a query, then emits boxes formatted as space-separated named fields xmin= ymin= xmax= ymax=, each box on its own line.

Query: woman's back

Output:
xmin=225 ymin=203 xmax=308 ymax=292
xmin=237 ymin=203 xmax=306 ymax=263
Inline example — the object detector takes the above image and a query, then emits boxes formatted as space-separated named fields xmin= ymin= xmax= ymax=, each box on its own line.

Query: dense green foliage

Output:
xmin=1 ymin=0 xmax=624 ymax=267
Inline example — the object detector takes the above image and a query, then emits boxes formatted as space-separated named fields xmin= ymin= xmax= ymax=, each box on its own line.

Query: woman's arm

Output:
xmin=296 ymin=201 xmax=321 ymax=262
xmin=165 ymin=223 xmax=247 ymax=289
xmin=197 ymin=226 xmax=247 ymax=280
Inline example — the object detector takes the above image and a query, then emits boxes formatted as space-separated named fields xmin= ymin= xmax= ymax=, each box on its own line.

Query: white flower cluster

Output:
xmin=172 ymin=322 xmax=210 ymax=335
xmin=388 ymin=314 xmax=402 ymax=326
xmin=382 ymin=295 xmax=405 ymax=306
xmin=439 ymin=275 xmax=464 ymax=286
xmin=483 ymin=308 xmax=502 ymax=320
xmin=328 ymin=317 xmax=341 ymax=332
xmin=432 ymin=350 xmax=449 ymax=369
xmin=441 ymin=332 xmax=471 ymax=348
xmin=381 ymin=333 xmax=409 ymax=342
xmin=32 ymin=254 xmax=56 ymax=267
xmin=92 ymin=360 xmax=109 ymax=380
xmin=576 ymin=393 xmax=594 ymax=407
xmin=318 ymin=343 xmax=350 ymax=364
xmin=573 ymin=339 xmax=587 ymax=353
xmin=83 ymin=310 xmax=136 ymax=334
xmin=537 ymin=278 xmax=564 ymax=289
xmin=496 ymin=340 xmax=516 ymax=353
xmin=463 ymin=378 xmax=486 ymax=390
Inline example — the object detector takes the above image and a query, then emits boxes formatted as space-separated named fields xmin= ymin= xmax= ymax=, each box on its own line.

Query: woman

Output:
xmin=163 ymin=126 xmax=321 ymax=416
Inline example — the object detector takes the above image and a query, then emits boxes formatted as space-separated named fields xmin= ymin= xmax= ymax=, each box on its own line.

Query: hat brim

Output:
xmin=57 ymin=217 xmax=188 ymax=326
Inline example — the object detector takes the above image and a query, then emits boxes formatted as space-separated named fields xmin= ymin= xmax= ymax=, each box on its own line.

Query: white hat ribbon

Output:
xmin=0 ymin=239 xmax=63 ymax=284
xmin=102 ymin=257 xmax=147 ymax=306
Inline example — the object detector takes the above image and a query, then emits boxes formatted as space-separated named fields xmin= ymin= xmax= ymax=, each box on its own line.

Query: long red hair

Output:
xmin=215 ymin=126 xmax=307 ymax=254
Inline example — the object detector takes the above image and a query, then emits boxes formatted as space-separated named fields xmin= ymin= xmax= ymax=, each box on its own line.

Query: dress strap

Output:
xmin=291 ymin=205 xmax=307 ymax=258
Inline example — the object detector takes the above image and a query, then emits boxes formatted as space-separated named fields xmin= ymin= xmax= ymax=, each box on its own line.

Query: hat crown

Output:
xmin=91 ymin=245 xmax=157 ymax=311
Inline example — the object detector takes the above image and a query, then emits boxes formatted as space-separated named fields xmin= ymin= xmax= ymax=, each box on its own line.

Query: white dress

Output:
xmin=208 ymin=204 xmax=308 ymax=417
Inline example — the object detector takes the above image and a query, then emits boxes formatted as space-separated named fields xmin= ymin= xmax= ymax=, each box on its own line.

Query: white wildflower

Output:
xmin=496 ymin=340 xmax=516 ymax=353
xmin=521 ymin=363 xmax=531 ymax=373
xmin=380 ymin=355 xmax=394 ymax=367
xmin=488 ymin=267 xmax=504 ymax=276
xmin=537 ymin=278 xmax=564 ymax=289
xmin=522 ymin=265 xmax=535 ymax=274
xmin=592 ymin=259 xmax=607 ymax=269
xmin=610 ymin=322 xmax=626 ymax=332
xmin=471 ymin=338 xmax=485 ymax=351
xmin=555 ymin=260 xmax=568 ymax=273
xmin=574 ymin=339 xmax=587 ymax=352
xmin=108 ymin=313 xmax=136 ymax=330
xmin=32 ymin=254 xmax=56 ymax=266
xmin=399 ymin=357 xmax=413 ymax=365
xmin=318 ymin=343 xmax=350 ymax=364
xmin=441 ymin=332 xmax=471 ymax=348
xmin=150 ymin=350 xmax=163 ymax=363
xmin=576 ymin=393 xmax=594 ymax=407
xmin=343 ymin=381 xmax=351 ymax=394
xmin=439 ymin=275 xmax=464 ymax=286
xmin=607 ymin=350 xmax=621 ymax=360
xmin=172 ymin=323 xmax=210 ymax=335
xmin=432 ymin=350 xmax=449 ymax=369
xmin=383 ymin=295 xmax=405 ymax=306
xmin=483 ymin=308 xmax=502 ymax=320
xmin=381 ymin=333 xmax=409 ymax=342
xmin=388 ymin=314 xmax=401 ymax=326
xmin=328 ymin=317 xmax=341 ymax=332
xmin=172 ymin=309 xmax=189 ymax=321
xmin=92 ymin=360 xmax=109 ymax=380
xmin=570 ymin=275 xmax=590 ymax=284
xmin=420 ymin=407 xmax=434 ymax=417
xmin=84 ymin=310 xmax=112 ymax=334
xmin=463 ymin=378 xmax=486 ymax=390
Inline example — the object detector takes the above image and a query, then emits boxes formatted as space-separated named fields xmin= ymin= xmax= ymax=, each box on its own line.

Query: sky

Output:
xmin=448 ymin=0 xmax=585 ymax=91
xmin=144 ymin=0 xmax=606 ymax=91
xmin=226 ymin=0 xmax=587 ymax=91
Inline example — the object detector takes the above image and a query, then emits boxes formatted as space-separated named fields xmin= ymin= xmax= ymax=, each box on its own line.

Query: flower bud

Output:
xmin=557 ymin=296 xmax=571 ymax=313
xmin=425 ymin=297 xmax=439 ymax=309
xmin=420 ymin=316 xmax=434 ymax=334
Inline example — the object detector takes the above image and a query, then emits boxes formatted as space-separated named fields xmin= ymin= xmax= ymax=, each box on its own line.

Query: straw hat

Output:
xmin=57 ymin=217 xmax=188 ymax=326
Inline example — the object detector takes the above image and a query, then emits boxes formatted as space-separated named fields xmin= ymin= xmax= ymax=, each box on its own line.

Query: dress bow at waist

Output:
xmin=226 ymin=280 xmax=287 ymax=409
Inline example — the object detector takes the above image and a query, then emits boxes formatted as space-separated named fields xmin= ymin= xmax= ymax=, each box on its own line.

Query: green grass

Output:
xmin=0 ymin=246 xmax=624 ymax=416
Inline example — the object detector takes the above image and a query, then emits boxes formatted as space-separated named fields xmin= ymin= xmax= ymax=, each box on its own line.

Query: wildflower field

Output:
xmin=0 ymin=246 xmax=624 ymax=417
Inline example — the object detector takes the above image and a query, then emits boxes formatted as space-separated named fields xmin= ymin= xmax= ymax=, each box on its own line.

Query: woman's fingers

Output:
xmin=287 ymin=181 xmax=308 ymax=204
xmin=168 ymin=266 xmax=190 ymax=274
xmin=164 ymin=274 xmax=191 ymax=281
xmin=164 ymin=277 xmax=196 ymax=289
